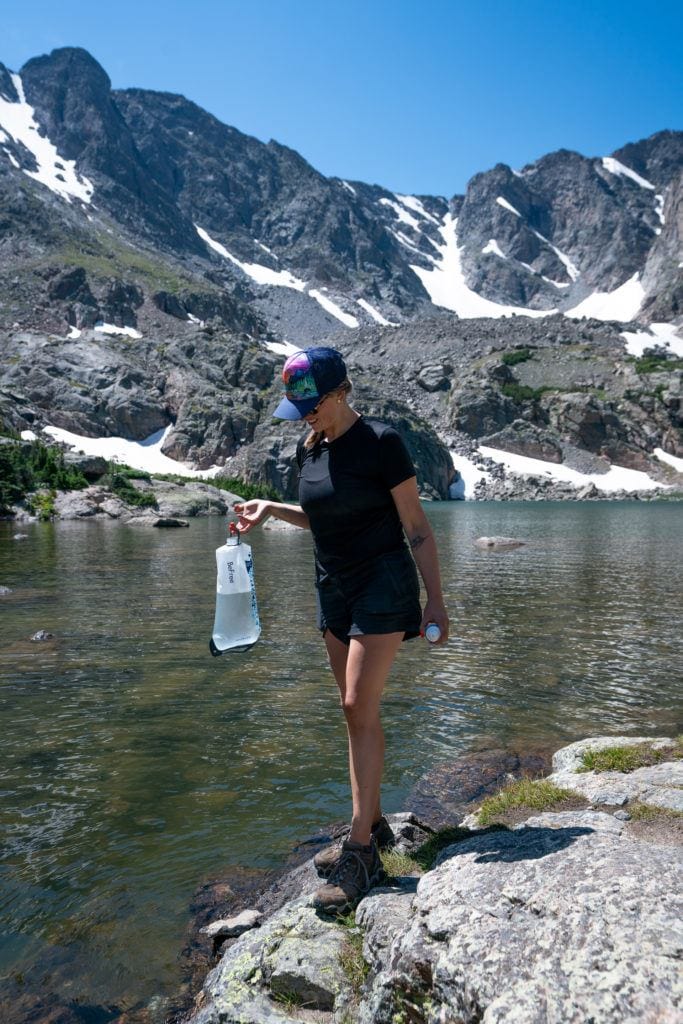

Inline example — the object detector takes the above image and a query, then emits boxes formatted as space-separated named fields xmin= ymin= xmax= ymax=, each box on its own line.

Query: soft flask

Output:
xmin=209 ymin=524 xmax=261 ymax=655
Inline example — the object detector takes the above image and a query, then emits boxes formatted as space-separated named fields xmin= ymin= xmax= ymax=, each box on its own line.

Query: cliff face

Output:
xmin=1 ymin=47 xmax=681 ymax=495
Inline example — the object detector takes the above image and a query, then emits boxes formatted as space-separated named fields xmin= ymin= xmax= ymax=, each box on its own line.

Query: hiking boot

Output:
xmin=313 ymin=839 xmax=387 ymax=916
xmin=313 ymin=815 xmax=395 ymax=878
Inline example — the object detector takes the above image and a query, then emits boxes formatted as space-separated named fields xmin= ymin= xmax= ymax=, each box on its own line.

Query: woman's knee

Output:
xmin=342 ymin=695 xmax=380 ymax=728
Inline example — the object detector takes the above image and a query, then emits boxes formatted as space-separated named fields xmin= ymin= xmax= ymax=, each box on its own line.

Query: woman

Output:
xmin=234 ymin=346 xmax=448 ymax=915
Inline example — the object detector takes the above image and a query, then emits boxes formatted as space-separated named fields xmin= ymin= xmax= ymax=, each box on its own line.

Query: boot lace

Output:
xmin=328 ymin=846 xmax=373 ymax=891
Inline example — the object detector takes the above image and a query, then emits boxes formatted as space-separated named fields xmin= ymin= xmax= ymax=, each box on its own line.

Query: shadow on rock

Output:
xmin=437 ymin=824 xmax=594 ymax=866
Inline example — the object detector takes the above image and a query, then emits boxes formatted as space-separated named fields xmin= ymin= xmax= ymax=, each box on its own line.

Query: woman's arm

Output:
xmin=390 ymin=476 xmax=449 ymax=643
xmin=233 ymin=499 xmax=310 ymax=533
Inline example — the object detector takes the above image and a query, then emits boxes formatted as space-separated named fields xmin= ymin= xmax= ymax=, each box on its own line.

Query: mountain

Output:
xmin=0 ymin=47 xmax=681 ymax=498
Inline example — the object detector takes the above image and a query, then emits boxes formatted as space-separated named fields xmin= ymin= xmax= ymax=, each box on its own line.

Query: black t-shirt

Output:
xmin=297 ymin=417 xmax=416 ymax=577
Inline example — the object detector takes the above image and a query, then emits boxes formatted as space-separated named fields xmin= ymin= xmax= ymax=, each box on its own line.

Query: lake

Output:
xmin=1 ymin=502 xmax=681 ymax=1018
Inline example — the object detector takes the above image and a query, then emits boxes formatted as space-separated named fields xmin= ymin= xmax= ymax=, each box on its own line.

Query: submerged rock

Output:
xmin=30 ymin=630 xmax=54 ymax=641
xmin=474 ymin=535 xmax=526 ymax=549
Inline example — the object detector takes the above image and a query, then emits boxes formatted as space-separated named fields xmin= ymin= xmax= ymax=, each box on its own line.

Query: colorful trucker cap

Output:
xmin=273 ymin=347 xmax=347 ymax=420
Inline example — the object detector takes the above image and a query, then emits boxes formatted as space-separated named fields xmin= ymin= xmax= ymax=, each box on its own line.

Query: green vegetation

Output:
xmin=502 ymin=348 xmax=534 ymax=366
xmin=105 ymin=463 xmax=151 ymax=482
xmin=339 ymin=926 xmax=370 ymax=996
xmin=390 ymin=989 xmax=435 ymax=1023
xmin=270 ymin=988 xmax=309 ymax=1011
xmin=104 ymin=470 xmax=158 ymax=509
xmin=153 ymin=471 xmax=281 ymax=502
xmin=25 ymin=490 xmax=56 ymax=521
xmin=627 ymin=802 xmax=683 ymax=821
xmin=380 ymin=848 xmax=423 ymax=878
xmin=53 ymin=233 xmax=206 ymax=296
xmin=579 ymin=741 xmax=683 ymax=774
xmin=413 ymin=826 xmax=476 ymax=870
xmin=633 ymin=353 xmax=683 ymax=375
xmin=0 ymin=421 xmax=20 ymax=440
xmin=501 ymin=382 xmax=552 ymax=403
xmin=0 ymin=440 xmax=88 ymax=514
xmin=478 ymin=778 xmax=577 ymax=826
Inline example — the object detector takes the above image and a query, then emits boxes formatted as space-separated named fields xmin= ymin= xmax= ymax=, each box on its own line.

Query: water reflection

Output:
xmin=0 ymin=502 xmax=681 ymax=1012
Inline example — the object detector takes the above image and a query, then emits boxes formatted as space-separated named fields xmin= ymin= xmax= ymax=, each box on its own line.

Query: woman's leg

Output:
xmin=325 ymin=632 xmax=378 ymax=825
xmin=325 ymin=630 xmax=403 ymax=845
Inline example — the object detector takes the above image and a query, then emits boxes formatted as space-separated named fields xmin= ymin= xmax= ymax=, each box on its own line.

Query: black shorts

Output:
xmin=315 ymin=548 xmax=422 ymax=645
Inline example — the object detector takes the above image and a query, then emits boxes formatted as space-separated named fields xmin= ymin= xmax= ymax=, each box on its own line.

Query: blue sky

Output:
xmin=2 ymin=0 xmax=681 ymax=197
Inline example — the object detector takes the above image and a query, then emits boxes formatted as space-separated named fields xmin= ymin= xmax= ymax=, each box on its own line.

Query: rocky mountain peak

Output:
xmin=0 ymin=62 xmax=19 ymax=102
xmin=612 ymin=129 xmax=683 ymax=191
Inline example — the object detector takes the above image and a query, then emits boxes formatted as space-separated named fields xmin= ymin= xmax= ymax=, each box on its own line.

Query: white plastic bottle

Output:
xmin=424 ymin=622 xmax=441 ymax=644
xmin=210 ymin=524 xmax=261 ymax=655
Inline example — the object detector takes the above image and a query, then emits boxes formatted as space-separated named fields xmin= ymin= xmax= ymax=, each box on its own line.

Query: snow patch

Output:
xmin=197 ymin=224 xmax=359 ymax=328
xmin=621 ymin=322 xmax=683 ymax=358
xmin=654 ymin=448 xmax=683 ymax=473
xmin=601 ymin=156 xmax=655 ymax=190
xmin=395 ymin=194 xmax=441 ymax=225
xmin=654 ymin=194 xmax=665 ymax=226
xmin=308 ymin=289 xmax=359 ymax=328
xmin=449 ymin=452 xmax=491 ymax=498
xmin=256 ymin=240 xmax=278 ymax=259
xmin=94 ymin=322 xmax=142 ymax=339
xmin=42 ymin=425 xmax=224 ymax=479
xmin=410 ymin=214 xmax=555 ymax=319
xmin=531 ymin=229 xmax=580 ymax=281
xmin=391 ymin=228 xmax=433 ymax=258
xmin=566 ymin=273 xmax=644 ymax=322
xmin=0 ymin=73 xmax=93 ymax=204
xmin=66 ymin=326 xmax=82 ymax=339
xmin=341 ymin=180 xmax=356 ymax=196
xmin=496 ymin=196 xmax=521 ymax=217
xmin=196 ymin=225 xmax=306 ymax=291
xmin=356 ymin=298 xmax=398 ymax=327
xmin=479 ymin=445 xmax=666 ymax=492
xmin=482 ymin=239 xmax=506 ymax=258
xmin=264 ymin=340 xmax=300 ymax=357
xmin=543 ymin=276 xmax=570 ymax=289
xmin=379 ymin=197 xmax=421 ymax=231
xmin=20 ymin=430 xmax=38 ymax=441
xmin=655 ymin=448 xmax=683 ymax=475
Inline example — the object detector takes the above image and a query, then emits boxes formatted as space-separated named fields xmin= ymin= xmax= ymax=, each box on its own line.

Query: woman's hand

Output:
xmin=233 ymin=499 xmax=272 ymax=534
xmin=421 ymin=598 xmax=449 ymax=645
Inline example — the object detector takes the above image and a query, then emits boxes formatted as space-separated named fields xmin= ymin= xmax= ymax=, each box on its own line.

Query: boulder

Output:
xmin=193 ymin=898 xmax=352 ymax=1023
xmin=200 ymin=909 xmax=262 ymax=941
xmin=417 ymin=365 xmax=450 ymax=392
xmin=188 ymin=746 xmax=682 ymax=1024
xmin=147 ymin=480 xmax=237 ymax=517
xmin=548 ymin=735 xmax=683 ymax=812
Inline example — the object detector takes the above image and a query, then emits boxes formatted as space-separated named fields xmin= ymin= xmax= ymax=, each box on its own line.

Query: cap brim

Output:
xmin=273 ymin=395 xmax=319 ymax=420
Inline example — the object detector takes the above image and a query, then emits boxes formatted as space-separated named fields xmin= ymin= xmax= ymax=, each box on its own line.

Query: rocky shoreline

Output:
xmin=178 ymin=736 xmax=681 ymax=1024
xmin=3 ymin=450 xmax=681 ymax=528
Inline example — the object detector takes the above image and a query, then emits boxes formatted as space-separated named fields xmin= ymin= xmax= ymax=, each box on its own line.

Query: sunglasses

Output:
xmin=307 ymin=392 xmax=332 ymax=417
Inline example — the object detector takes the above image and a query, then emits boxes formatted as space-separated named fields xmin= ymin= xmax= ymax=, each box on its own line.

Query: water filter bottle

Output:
xmin=209 ymin=524 xmax=261 ymax=656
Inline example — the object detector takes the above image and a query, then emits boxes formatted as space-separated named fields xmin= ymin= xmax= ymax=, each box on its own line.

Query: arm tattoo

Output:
xmin=410 ymin=533 xmax=426 ymax=550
